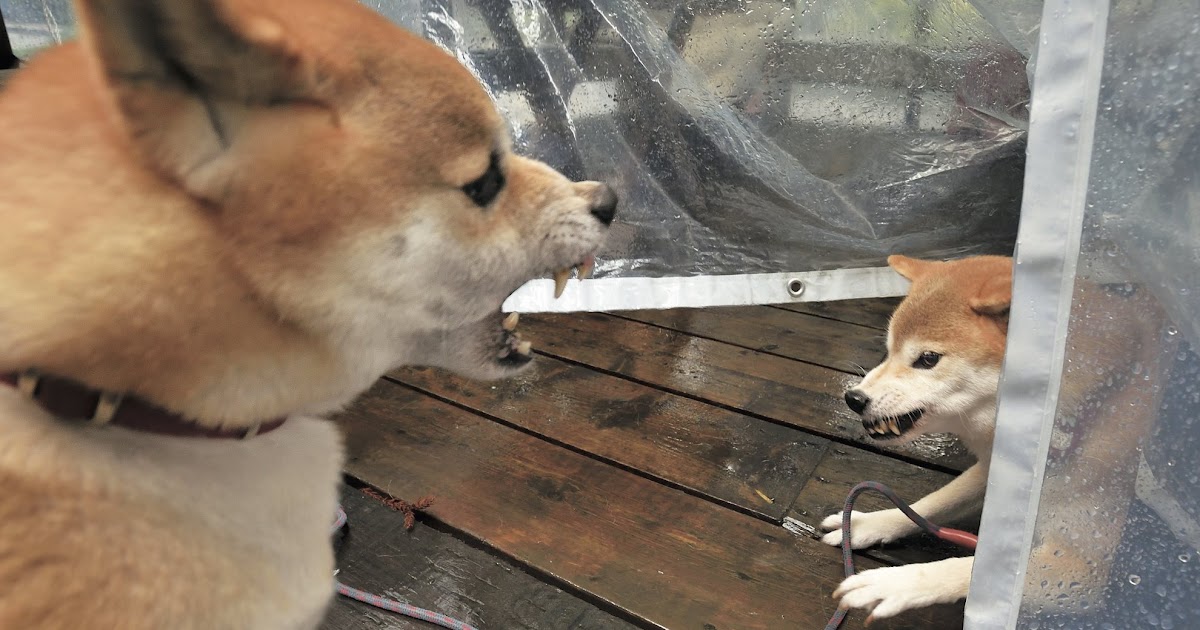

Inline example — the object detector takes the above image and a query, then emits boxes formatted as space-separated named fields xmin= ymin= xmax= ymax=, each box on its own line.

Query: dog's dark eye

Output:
xmin=913 ymin=352 xmax=942 ymax=369
xmin=462 ymin=152 xmax=505 ymax=207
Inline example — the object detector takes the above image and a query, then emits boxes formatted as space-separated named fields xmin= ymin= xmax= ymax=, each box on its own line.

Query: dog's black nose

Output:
xmin=590 ymin=185 xmax=618 ymax=226
xmin=844 ymin=390 xmax=870 ymax=415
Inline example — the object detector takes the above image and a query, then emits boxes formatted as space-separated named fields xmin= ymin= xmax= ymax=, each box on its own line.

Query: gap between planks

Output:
xmin=336 ymin=380 xmax=965 ymax=630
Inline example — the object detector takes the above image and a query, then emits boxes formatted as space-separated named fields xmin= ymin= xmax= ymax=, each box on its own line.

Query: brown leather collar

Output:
xmin=1 ymin=371 xmax=286 ymax=439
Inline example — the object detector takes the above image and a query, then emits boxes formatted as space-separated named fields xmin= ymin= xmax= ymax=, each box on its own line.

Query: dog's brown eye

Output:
xmin=913 ymin=352 xmax=942 ymax=369
xmin=462 ymin=152 xmax=504 ymax=207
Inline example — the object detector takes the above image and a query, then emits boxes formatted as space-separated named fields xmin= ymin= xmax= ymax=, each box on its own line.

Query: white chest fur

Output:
xmin=0 ymin=389 xmax=346 ymax=629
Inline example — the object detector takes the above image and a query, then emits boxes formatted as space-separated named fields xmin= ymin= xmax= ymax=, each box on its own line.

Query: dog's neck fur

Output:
xmin=953 ymin=397 xmax=998 ymax=463
xmin=0 ymin=44 xmax=381 ymax=428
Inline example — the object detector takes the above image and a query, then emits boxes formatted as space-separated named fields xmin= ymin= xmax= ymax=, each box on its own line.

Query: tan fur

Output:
xmin=0 ymin=0 xmax=615 ymax=627
xmin=823 ymin=255 xmax=1168 ymax=621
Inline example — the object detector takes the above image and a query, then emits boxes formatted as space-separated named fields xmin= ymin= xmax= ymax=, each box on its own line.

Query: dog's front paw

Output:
xmin=819 ymin=509 xmax=914 ymax=549
xmin=833 ymin=557 xmax=973 ymax=622
xmin=469 ymin=313 xmax=536 ymax=378
xmin=410 ymin=313 xmax=536 ymax=380
xmin=493 ymin=323 xmax=535 ymax=373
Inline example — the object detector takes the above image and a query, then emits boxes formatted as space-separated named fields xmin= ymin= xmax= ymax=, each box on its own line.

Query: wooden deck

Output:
xmin=323 ymin=299 xmax=973 ymax=630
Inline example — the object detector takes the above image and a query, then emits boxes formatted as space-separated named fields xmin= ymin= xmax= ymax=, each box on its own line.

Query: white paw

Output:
xmin=833 ymin=563 xmax=966 ymax=622
xmin=819 ymin=509 xmax=913 ymax=549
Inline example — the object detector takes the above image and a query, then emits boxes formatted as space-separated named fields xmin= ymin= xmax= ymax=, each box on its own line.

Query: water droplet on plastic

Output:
xmin=1129 ymin=574 xmax=1142 ymax=585
xmin=1179 ymin=553 xmax=1191 ymax=563
xmin=1167 ymin=326 xmax=1179 ymax=336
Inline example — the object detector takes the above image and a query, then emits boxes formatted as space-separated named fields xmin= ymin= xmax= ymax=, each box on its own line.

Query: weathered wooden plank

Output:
xmin=391 ymin=357 xmax=828 ymax=521
xmin=323 ymin=486 xmax=638 ymax=630
xmin=774 ymin=297 xmax=903 ymax=331
xmin=515 ymin=312 xmax=974 ymax=472
xmin=787 ymin=444 xmax=975 ymax=567
xmin=336 ymin=380 xmax=964 ymax=630
xmin=614 ymin=306 xmax=887 ymax=376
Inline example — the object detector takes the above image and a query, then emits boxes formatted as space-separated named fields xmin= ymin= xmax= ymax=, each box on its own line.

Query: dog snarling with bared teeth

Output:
xmin=820 ymin=254 xmax=1012 ymax=621
xmin=840 ymin=255 xmax=1011 ymax=455
xmin=0 ymin=0 xmax=615 ymax=627
xmin=818 ymin=253 xmax=1169 ymax=622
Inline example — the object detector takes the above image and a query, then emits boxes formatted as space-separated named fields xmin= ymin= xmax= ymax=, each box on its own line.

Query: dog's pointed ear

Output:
xmin=888 ymin=255 xmax=934 ymax=281
xmin=76 ymin=0 xmax=323 ymax=199
xmin=970 ymin=273 xmax=1012 ymax=320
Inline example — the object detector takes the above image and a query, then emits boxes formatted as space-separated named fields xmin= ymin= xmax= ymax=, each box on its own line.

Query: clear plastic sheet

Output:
xmin=0 ymin=0 xmax=71 ymax=55
xmin=2 ymin=0 xmax=1035 ymax=279
xmin=1016 ymin=0 xmax=1200 ymax=623
xmin=970 ymin=0 xmax=1200 ymax=626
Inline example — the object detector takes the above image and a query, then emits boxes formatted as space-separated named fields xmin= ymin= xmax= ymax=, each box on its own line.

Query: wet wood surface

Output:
xmin=613 ymin=306 xmax=888 ymax=375
xmin=323 ymin=485 xmax=639 ymax=630
xmin=512 ymin=311 xmax=973 ymax=472
xmin=773 ymin=297 xmax=904 ymax=330
xmin=337 ymin=380 xmax=965 ymax=630
xmin=332 ymin=302 xmax=969 ymax=629
xmin=392 ymin=358 xmax=829 ymax=521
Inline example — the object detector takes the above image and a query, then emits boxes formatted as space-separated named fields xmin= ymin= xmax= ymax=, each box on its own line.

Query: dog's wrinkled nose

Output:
xmin=844 ymin=390 xmax=870 ymax=415
xmin=590 ymin=184 xmax=618 ymax=226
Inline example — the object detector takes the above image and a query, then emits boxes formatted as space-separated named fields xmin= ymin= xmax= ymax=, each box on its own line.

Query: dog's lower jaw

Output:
xmin=862 ymin=408 xmax=925 ymax=442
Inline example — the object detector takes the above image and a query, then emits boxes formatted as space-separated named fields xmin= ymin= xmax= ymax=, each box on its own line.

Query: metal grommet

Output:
xmin=787 ymin=278 xmax=806 ymax=298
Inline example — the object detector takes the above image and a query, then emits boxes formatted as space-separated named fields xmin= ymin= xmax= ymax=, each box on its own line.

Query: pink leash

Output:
xmin=331 ymin=505 xmax=480 ymax=630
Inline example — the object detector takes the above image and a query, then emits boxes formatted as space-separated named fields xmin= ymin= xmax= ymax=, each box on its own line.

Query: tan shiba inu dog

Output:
xmin=820 ymin=254 xmax=1167 ymax=622
xmin=0 ymin=0 xmax=615 ymax=627
xmin=820 ymin=255 xmax=1011 ymax=621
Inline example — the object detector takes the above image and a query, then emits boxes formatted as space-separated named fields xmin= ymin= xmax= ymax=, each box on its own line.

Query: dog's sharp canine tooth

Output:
xmin=516 ymin=340 xmax=533 ymax=355
xmin=578 ymin=258 xmax=594 ymax=280
xmin=553 ymin=269 xmax=570 ymax=298
xmin=889 ymin=420 xmax=901 ymax=435
xmin=503 ymin=312 xmax=519 ymax=331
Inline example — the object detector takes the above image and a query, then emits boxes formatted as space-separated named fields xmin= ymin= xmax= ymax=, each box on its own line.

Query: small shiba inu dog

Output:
xmin=0 ymin=0 xmax=615 ymax=627
xmin=820 ymin=255 xmax=1012 ymax=621
xmin=820 ymin=254 xmax=1168 ymax=622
